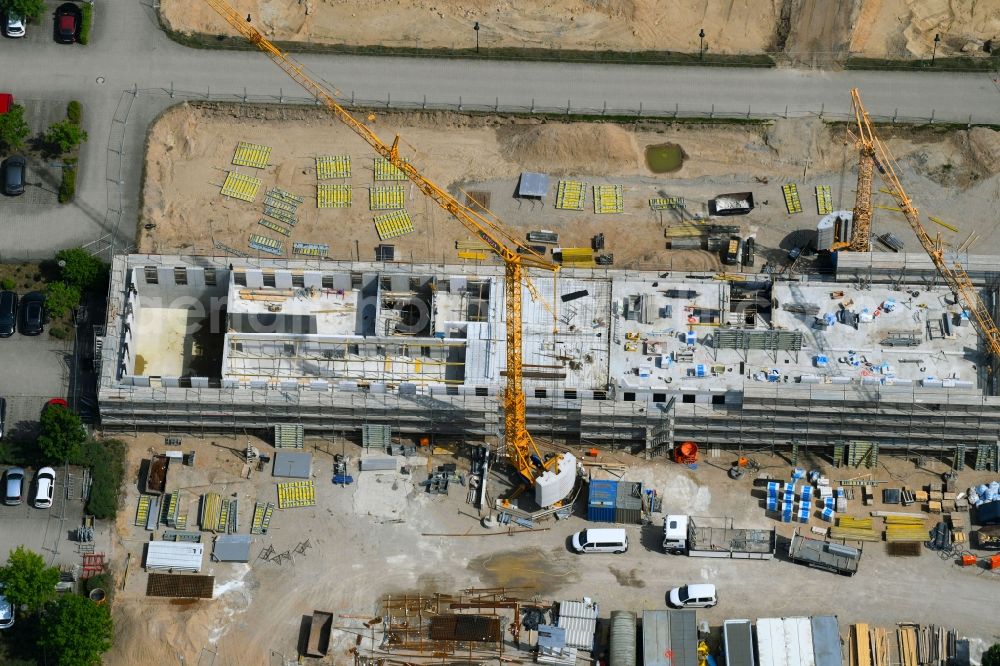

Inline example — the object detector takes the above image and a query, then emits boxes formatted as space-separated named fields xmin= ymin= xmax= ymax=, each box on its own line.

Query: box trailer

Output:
xmin=723 ymin=620 xmax=755 ymax=666
xmin=145 ymin=454 xmax=170 ymax=495
xmin=787 ymin=528 xmax=860 ymax=575
xmin=663 ymin=515 xmax=776 ymax=559
xmin=643 ymin=610 xmax=698 ymax=666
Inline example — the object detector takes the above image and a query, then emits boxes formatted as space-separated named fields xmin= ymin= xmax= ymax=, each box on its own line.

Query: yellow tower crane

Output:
xmin=847 ymin=88 xmax=1000 ymax=360
xmin=202 ymin=0 xmax=564 ymax=489
xmin=832 ymin=89 xmax=875 ymax=252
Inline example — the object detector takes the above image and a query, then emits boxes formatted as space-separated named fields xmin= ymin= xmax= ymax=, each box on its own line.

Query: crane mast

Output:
xmin=202 ymin=0 xmax=563 ymax=488
xmin=849 ymin=88 xmax=1000 ymax=360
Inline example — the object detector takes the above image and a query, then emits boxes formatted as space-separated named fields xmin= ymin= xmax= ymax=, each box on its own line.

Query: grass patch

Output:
xmin=162 ymin=26 xmax=775 ymax=67
xmin=58 ymin=167 xmax=76 ymax=204
xmin=79 ymin=3 xmax=93 ymax=46
xmin=845 ymin=55 xmax=999 ymax=71
xmin=67 ymin=101 xmax=82 ymax=125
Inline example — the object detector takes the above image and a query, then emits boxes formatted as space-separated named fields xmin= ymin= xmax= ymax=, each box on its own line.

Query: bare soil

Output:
xmin=139 ymin=102 xmax=1000 ymax=272
xmin=103 ymin=432 xmax=1000 ymax=665
xmin=159 ymin=0 xmax=1000 ymax=61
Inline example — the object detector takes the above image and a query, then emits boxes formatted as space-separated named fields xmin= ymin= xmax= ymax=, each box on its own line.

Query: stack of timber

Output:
xmin=849 ymin=624 xmax=872 ymax=666
xmin=884 ymin=515 xmax=927 ymax=542
xmin=830 ymin=517 xmax=879 ymax=542
xmin=895 ymin=624 xmax=957 ymax=666
xmin=869 ymin=627 xmax=890 ymax=666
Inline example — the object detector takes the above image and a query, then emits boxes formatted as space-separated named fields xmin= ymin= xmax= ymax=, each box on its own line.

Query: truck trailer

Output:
xmin=663 ymin=515 xmax=776 ymax=559
xmin=787 ymin=528 xmax=860 ymax=575
xmin=723 ymin=620 xmax=755 ymax=666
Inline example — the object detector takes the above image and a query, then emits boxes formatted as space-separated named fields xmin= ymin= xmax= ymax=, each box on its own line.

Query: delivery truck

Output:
xmin=662 ymin=515 xmax=776 ymax=559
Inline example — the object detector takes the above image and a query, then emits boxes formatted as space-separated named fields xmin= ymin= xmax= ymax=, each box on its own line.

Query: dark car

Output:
xmin=0 ymin=292 xmax=15 ymax=337
xmin=18 ymin=291 xmax=44 ymax=336
xmin=0 ymin=397 xmax=6 ymax=440
xmin=54 ymin=3 xmax=79 ymax=43
xmin=2 ymin=155 xmax=25 ymax=196
xmin=742 ymin=237 xmax=755 ymax=266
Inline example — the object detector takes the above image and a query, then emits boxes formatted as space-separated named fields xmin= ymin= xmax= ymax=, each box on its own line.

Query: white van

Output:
xmin=571 ymin=528 xmax=628 ymax=554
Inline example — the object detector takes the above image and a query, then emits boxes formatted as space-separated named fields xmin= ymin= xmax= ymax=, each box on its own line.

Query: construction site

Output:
xmin=91 ymin=2 xmax=1000 ymax=665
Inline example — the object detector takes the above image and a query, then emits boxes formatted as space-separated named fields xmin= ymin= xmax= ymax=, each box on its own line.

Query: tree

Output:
xmin=0 ymin=0 xmax=45 ymax=22
xmin=45 ymin=281 xmax=81 ymax=319
xmin=56 ymin=248 xmax=106 ymax=291
xmin=38 ymin=594 xmax=113 ymax=666
xmin=983 ymin=644 xmax=1000 ymax=666
xmin=43 ymin=119 xmax=88 ymax=156
xmin=37 ymin=404 xmax=86 ymax=462
xmin=0 ymin=103 xmax=30 ymax=152
xmin=0 ymin=546 xmax=59 ymax=613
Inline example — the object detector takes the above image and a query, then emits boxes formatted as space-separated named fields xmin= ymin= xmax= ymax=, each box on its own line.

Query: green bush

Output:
xmin=58 ymin=168 xmax=76 ymax=204
xmin=67 ymin=101 xmax=82 ymax=125
xmin=83 ymin=573 xmax=111 ymax=595
xmin=56 ymin=248 xmax=107 ymax=291
xmin=74 ymin=440 xmax=126 ymax=520
xmin=44 ymin=281 xmax=81 ymax=319
xmin=0 ymin=278 xmax=14 ymax=291
xmin=49 ymin=326 xmax=70 ymax=340
xmin=44 ymin=120 xmax=88 ymax=156
xmin=79 ymin=4 xmax=92 ymax=46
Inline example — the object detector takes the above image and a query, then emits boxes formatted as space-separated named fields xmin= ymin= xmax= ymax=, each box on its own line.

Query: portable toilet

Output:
xmin=767 ymin=369 xmax=780 ymax=382
xmin=814 ymin=355 xmax=829 ymax=368
xmin=685 ymin=330 xmax=696 ymax=346
xmin=696 ymin=364 xmax=706 ymax=378
xmin=638 ymin=365 xmax=652 ymax=379
xmin=824 ymin=312 xmax=836 ymax=327
xmin=883 ymin=298 xmax=895 ymax=313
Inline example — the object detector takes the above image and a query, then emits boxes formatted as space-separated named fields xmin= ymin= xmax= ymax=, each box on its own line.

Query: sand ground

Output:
xmin=159 ymin=0 xmax=1000 ymax=61
xmin=139 ymin=102 xmax=1000 ymax=273
xmin=102 ymin=432 xmax=1000 ymax=665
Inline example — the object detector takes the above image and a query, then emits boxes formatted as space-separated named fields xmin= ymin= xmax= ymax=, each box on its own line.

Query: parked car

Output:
xmin=18 ymin=291 xmax=44 ymax=336
xmin=54 ymin=3 xmax=79 ymax=43
xmin=787 ymin=245 xmax=802 ymax=261
xmin=4 ymin=11 xmax=25 ymax=38
xmin=570 ymin=528 xmax=628 ymax=554
xmin=0 ymin=584 xmax=13 ymax=629
xmin=3 ymin=467 xmax=24 ymax=505
xmin=667 ymin=583 xmax=718 ymax=609
xmin=0 ymin=397 xmax=6 ymax=439
xmin=0 ymin=291 xmax=17 ymax=337
xmin=2 ymin=155 xmax=26 ymax=196
xmin=33 ymin=467 xmax=55 ymax=509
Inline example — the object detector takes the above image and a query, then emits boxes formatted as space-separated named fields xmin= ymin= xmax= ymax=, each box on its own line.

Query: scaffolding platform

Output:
xmin=370 ymin=186 xmax=405 ymax=211
xmin=258 ymin=218 xmax=291 ymax=236
xmin=292 ymin=242 xmax=330 ymax=257
xmin=315 ymin=154 xmax=351 ymax=180
xmin=374 ymin=157 xmax=407 ymax=181
xmin=232 ymin=141 xmax=271 ymax=169
xmin=374 ymin=210 xmax=414 ymax=240
xmin=593 ymin=184 xmax=624 ymax=214
xmin=556 ymin=180 xmax=586 ymax=211
xmin=277 ymin=481 xmax=316 ymax=509
xmin=275 ymin=423 xmax=305 ymax=448
xmin=248 ymin=234 xmax=284 ymax=256
xmin=317 ymin=183 xmax=352 ymax=208
xmin=221 ymin=171 xmax=262 ymax=202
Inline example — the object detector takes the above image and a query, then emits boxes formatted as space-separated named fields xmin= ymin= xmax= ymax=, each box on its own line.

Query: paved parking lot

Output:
xmin=0 ymin=332 xmax=71 ymax=441
xmin=0 ymin=471 xmax=84 ymax=568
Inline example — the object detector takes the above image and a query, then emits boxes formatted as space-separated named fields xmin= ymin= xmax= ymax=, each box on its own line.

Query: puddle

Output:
xmin=609 ymin=566 xmax=646 ymax=588
xmin=468 ymin=547 xmax=579 ymax=595
xmin=645 ymin=142 xmax=685 ymax=173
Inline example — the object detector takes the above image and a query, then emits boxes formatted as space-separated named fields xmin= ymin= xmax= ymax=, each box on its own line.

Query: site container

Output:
xmin=587 ymin=480 xmax=618 ymax=522
xmin=609 ymin=610 xmax=637 ymax=666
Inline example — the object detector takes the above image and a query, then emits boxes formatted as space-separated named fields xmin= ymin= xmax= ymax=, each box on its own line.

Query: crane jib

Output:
xmin=478 ymin=232 xmax=502 ymax=254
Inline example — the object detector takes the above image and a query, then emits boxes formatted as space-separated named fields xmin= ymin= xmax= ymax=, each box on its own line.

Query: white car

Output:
xmin=33 ymin=467 xmax=55 ymax=509
xmin=668 ymin=583 xmax=718 ymax=609
xmin=5 ymin=12 xmax=25 ymax=38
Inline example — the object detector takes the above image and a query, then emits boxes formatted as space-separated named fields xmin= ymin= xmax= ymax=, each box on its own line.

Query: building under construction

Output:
xmin=97 ymin=253 xmax=1000 ymax=466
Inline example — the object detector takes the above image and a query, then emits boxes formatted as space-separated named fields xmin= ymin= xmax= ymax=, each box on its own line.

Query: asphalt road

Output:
xmin=1 ymin=0 xmax=999 ymax=258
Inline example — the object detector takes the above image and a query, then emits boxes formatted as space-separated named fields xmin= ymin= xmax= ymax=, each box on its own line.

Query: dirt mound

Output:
xmin=497 ymin=123 xmax=639 ymax=175
xmin=966 ymin=128 xmax=1000 ymax=177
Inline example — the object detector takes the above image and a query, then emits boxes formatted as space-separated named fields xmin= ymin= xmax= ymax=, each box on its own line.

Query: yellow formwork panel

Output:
xmin=374 ymin=157 xmax=407 ymax=181
xmin=555 ymin=180 xmax=586 ymax=211
xmin=248 ymin=233 xmax=284 ymax=256
xmin=374 ymin=210 xmax=414 ymax=240
xmin=135 ymin=495 xmax=151 ymax=527
xmin=650 ymin=196 xmax=684 ymax=210
xmin=816 ymin=185 xmax=833 ymax=215
xmin=221 ymin=171 xmax=262 ymax=203
xmin=232 ymin=141 xmax=272 ymax=168
xmin=782 ymin=183 xmax=803 ymax=214
xmin=593 ymin=184 xmax=623 ymax=214
xmin=369 ymin=186 xmax=405 ymax=211
xmin=560 ymin=247 xmax=595 ymax=267
xmin=258 ymin=218 xmax=291 ymax=236
xmin=317 ymin=184 xmax=352 ymax=209
xmin=277 ymin=481 xmax=316 ymax=509
xmin=458 ymin=251 xmax=487 ymax=260
xmin=316 ymin=154 xmax=351 ymax=180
